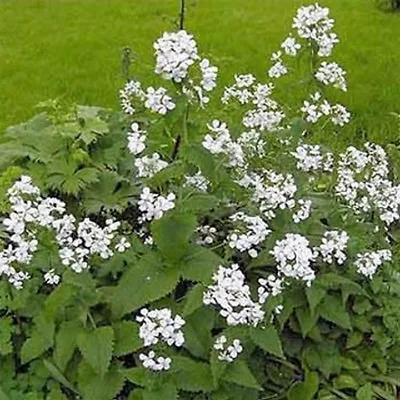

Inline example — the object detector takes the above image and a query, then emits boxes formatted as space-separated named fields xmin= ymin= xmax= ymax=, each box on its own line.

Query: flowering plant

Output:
xmin=1 ymin=3 xmax=400 ymax=399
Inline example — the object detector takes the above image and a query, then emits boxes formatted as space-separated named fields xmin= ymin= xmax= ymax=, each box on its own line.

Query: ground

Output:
xmin=0 ymin=0 xmax=399 ymax=144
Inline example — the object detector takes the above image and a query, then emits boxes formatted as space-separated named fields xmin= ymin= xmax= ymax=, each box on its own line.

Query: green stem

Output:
xmin=179 ymin=0 xmax=185 ymax=30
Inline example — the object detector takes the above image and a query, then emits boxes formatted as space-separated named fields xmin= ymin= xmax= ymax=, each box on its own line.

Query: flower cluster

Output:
xmin=317 ymin=230 xmax=349 ymax=264
xmin=354 ymin=250 xmax=392 ymax=279
xmin=1 ymin=176 xmax=128 ymax=289
xmin=336 ymin=143 xmax=400 ymax=225
xmin=203 ymin=264 xmax=265 ymax=326
xmin=135 ymin=153 xmax=168 ymax=178
xmin=315 ymin=61 xmax=347 ymax=91
xmin=214 ymin=336 xmax=243 ymax=363
xmin=291 ymin=144 xmax=333 ymax=172
xmin=301 ymin=92 xmax=351 ymax=126
xmin=136 ymin=308 xmax=185 ymax=371
xmin=292 ymin=199 xmax=312 ymax=223
xmin=138 ymin=187 xmax=175 ymax=222
xmin=184 ymin=170 xmax=209 ymax=192
xmin=258 ymin=274 xmax=285 ymax=304
xmin=228 ymin=212 xmax=270 ymax=258
xmin=270 ymin=233 xmax=316 ymax=286
xmin=196 ymin=225 xmax=217 ymax=245
xmin=127 ymin=123 xmax=146 ymax=156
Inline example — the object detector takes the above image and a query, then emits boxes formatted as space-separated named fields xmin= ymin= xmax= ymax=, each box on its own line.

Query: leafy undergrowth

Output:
xmin=2 ymin=4 xmax=400 ymax=400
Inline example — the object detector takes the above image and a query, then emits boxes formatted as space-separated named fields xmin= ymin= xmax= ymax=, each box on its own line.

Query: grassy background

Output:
xmin=0 ymin=0 xmax=399 ymax=144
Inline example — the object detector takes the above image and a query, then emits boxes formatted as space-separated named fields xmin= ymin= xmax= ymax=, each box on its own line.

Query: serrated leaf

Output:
xmin=77 ymin=326 xmax=114 ymax=377
xmin=43 ymin=359 xmax=79 ymax=395
xmin=151 ymin=211 xmax=197 ymax=263
xmin=183 ymin=284 xmax=204 ymax=317
xmin=78 ymin=362 xmax=124 ymax=400
xmin=111 ymin=252 xmax=180 ymax=317
xmin=0 ymin=317 xmax=13 ymax=356
xmin=54 ymin=320 xmax=82 ymax=372
xmin=296 ymin=307 xmax=319 ymax=338
xmin=318 ymin=294 xmax=351 ymax=329
xmin=123 ymin=367 xmax=153 ymax=387
xmin=306 ymin=283 xmax=327 ymax=314
xmin=180 ymin=244 xmax=222 ymax=284
xmin=222 ymin=360 xmax=262 ymax=390
xmin=173 ymin=356 xmax=215 ymax=392
xmin=21 ymin=315 xmax=55 ymax=364
xmin=184 ymin=308 xmax=214 ymax=359
xmin=356 ymin=383 xmax=373 ymax=400
xmin=142 ymin=384 xmax=177 ymax=400
xmin=250 ymin=326 xmax=284 ymax=358
xmin=182 ymin=193 xmax=219 ymax=214
xmin=113 ymin=321 xmax=142 ymax=356
xmin=288 ymin=371 xmax=319 ymax=400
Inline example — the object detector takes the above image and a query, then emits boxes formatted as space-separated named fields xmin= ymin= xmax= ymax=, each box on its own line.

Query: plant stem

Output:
xmin=179 ymin=0 xmax=186 ymax=30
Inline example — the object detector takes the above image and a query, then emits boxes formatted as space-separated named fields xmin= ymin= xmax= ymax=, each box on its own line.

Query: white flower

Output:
xmin=291 ymin=144 xmax=333 ymax=172
xmin=138 ymin=187 xmax=175 ymax=222
xmin=115 ymin=237 xmax=131 ymax=253
xmin=315 ymin=61 xmax=347 ymax=91
xmin=135 ymin=153 xmax=168 ymax=178
xmin=154 ymin=30 xmax=199 ymax=82
xmin=271 ymin=234 xmax=316 ymax=286
xmin=258 ymin=274 xmax=285 ymax=304
xmin=203 ymin=264 xmax=265 ymax=326
xmin=317 ymin=231 xmax=349 ymax=264
xmin=292 ymin=199 xmax=312 ymax=223
xmin=228 ymin=212 xmax=270 ymax=258
xmin=119 ymin=80 xmax=144 ymax=114
xmin=127 ymin=123 xmax=146 ymax=155
xmin=268 ymin=52 xmax=288 ymax=79
xmin=200 ymin=58 xmax=218 ymax=91
xmin=196 ymin=225 xmax=217 ymax=245
xmin=139 ymin=351 xmax=171 ymax=371
xmin=136 ymin=308 xmax=185 ymax=347
xmin=354 ymin=250 xmax=391 ymax=279
xmin=184 ymin=171 xmax=209 ymax=192
xmin=44 ymin=269 xmax=60 ymax=285
xmin=214 ymin=336 xmax=243 ymax=362
xmin=144 ymin=87 xmax=175 ymax=114
xmin=281 ymin=36 xmax=301 ymax=56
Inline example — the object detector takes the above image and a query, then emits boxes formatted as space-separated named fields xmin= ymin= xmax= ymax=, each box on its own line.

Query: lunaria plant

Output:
xmin=1 ymin=3 xmax=400 ymax=399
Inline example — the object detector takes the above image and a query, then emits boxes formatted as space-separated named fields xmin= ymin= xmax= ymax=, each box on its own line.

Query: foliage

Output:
xmin=1 ymin=3 xmax=400 ymax=400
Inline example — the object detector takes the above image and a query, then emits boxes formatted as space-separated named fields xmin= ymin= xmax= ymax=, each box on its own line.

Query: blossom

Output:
xmin=291 ymin=144 xmax=334 ymax=172
xmin=127 ymin=123 xmax=146 ymax=155
xmin=144 ymin=87 xmax=175 ymax=114
xmin=139 ymin=351 xmax=171 ymax=371
xmin=292 ymin=199 xmax=312 ymax=223
xmin=281 ymin=36 xmax=301 ymax=56
xmin=354 ymin=250 xmax=392 ymax=278
xmin=271 ymin=234 xmax=316 ymax=285
xmin=135 ymin=153 xmax=168 ymax=178
xmin=44 ymin=269 xmax=61 ymax=285
xmin=317 ymin=231 xmax=349 ymax=264
xmin=200 ymin=58 xmax=218 ymax=91
xmin=138 ymin=187 xmax=175 ymax=222
xmin=203 ymin=264 xmax=265 ymax=326
xmin=228 ymin=212 xmax=270 ymax=258
xmin=214 ymin=336 xmax=243 ymax=362
xmin=154 ymin=30 xmax=199 ymax=82
xmin=184 ymin=170 xmax=209 ymax=192
xmin=268 ymin=52 xmax=288 ymax=79
xmin=258 ymin=274 xmax=285 ymax=304
xmin=119 ymin=80 xmax=144 ymax=114
xmin=196 ymin=225 xmax=217 ymax=245
xmin=315 ymin=61 xmax=347 ymax=91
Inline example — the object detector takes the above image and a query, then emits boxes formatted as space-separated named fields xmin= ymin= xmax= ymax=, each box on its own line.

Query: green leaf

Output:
xmin=318 ymin=294 xmax=351 ymax=329
xmin=183 ymin=284 xmax=205 ymax=317
xmin=333 ymin=374 xmax=359 ymax=390
xmin=210 ymin=350 xmax=227 ymax=387
xmin=296 ymin=307 xmax=319 ymax=338
xmin=250 ymin=326 xmax=284 ymax=358
xmin=43 ymin=359 xmax=80 ymax=395
xmin=180 ymin=244 xmax=222 ymax=284
xmin=356 ymin=383 xmax=373 ymax=400
xmin=142 ymin=384 xmax=177 ymax=400
xmin=0 ymin=317 xmax=13 ymax=356
xmin=222 ymin=360 xmax=262 ymax=390
xmin=78 ymin=362 xmax=125 ymax=400
xmin=54 ymin=320 xmax=82 ymax=372
xmin=288 ymin=371 xmax=319 ymax=400
xmin=111 ymin=252 xmax=179 ymax=316
xmin=123 ymin=367 xmax=153 ymax=387
xmin=113 ymin=321 xmax=142 ymax=356
xmin=21 ymin=314 xmax=55 ymax=364
xmin=77 ymin=326 xmax=114 ymax=377
xmin=306 ymin=283 xmax=327 ymax=314
xmin=151 ymin=211 xmax=197 ymax=263
xmin=173 ymin=356 xmax=215 ymax=392
xmin=184 ymin=308 xmax=214 ymax=359
xmin=182 ymin=193 xmax=220 ymax=214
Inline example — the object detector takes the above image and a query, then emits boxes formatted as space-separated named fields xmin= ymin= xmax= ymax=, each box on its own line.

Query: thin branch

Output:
xmin=179 ymin=0 xmax=185 ymax=30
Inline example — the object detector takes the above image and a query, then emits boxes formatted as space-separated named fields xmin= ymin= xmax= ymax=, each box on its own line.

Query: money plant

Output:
xmin=1 ymin=3 xmax=400 ymax=400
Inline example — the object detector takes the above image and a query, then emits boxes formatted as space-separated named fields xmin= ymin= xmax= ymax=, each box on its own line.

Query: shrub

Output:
xmin=1 ymin=3 xmax=400 ymax=400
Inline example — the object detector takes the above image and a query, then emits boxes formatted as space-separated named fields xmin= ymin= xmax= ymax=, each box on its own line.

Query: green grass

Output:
xmin=0 ymin=0 xmax=399 ymax=144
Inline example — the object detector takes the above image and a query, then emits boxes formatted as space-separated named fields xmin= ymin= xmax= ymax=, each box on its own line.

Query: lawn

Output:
xmin=0 ymin=0 xmax=399 ymax=145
